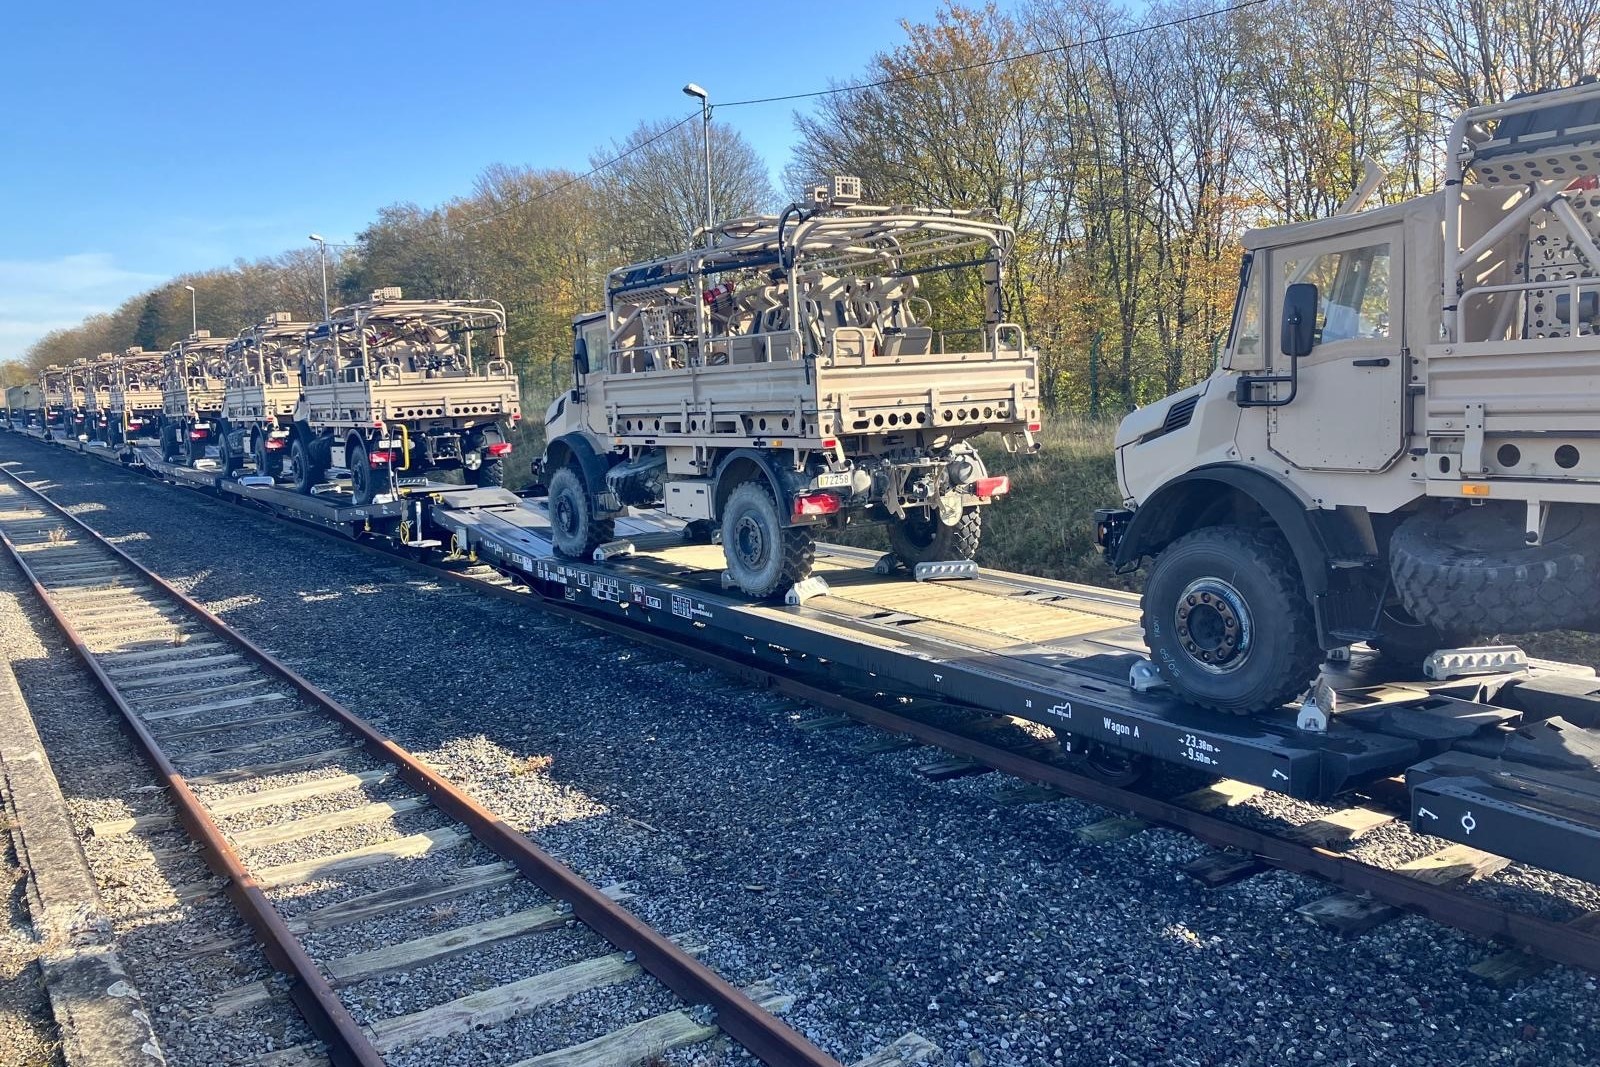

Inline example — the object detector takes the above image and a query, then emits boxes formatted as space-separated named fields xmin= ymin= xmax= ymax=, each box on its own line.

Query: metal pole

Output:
xmin=701 ymin=96 xmax=713 ymax=246
xmin=184 ymin=286 xmax=197 ymax=334
xmin=683 ymin=84 xmax=712 ymax=247
xmin=309 ymin=235 xmax=330 ymax=321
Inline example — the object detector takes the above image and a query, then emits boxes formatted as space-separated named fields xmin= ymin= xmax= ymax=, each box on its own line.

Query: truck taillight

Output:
xmin=486 ymin=441 xmax=513 ymax=457
xmin=1027 ymin=421 xmax=1042 ymax=433
xmin=975 ymin=476 xmax=1010 ymax=498
xmin=368 ymin=450 xmax=394 ymax=466
xmin=189 ymin=429 xmax=208 ymax=440
xmin=793 ymin=492 xmax=841 ymax=517
xmin=264 ymin=437 xmax=286 ymax=450
xmin=821 ymin=437 xmax=838 ymax=449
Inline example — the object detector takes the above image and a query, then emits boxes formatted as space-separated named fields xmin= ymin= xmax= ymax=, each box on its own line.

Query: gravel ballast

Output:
xmin=3 ymin=437 xmax=1599 ymax=1067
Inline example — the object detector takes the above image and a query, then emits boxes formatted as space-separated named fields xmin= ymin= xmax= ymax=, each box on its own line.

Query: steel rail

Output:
xmin=0 ymin=463 xmax=840 ymax=1067
xmin=19 ymin=438 xmax=1600 ymax=975
xmin=0 ymin=483 xmax=383 ymax=1067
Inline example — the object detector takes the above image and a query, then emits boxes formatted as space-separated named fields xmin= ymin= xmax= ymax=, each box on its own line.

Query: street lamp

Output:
xmin=183 ymin=285 xmax=197 ymax=334
xmin=682 ymin=82 xmax=712 ymax=246
xmin=308 ymin=233 xmax=330 ymax=321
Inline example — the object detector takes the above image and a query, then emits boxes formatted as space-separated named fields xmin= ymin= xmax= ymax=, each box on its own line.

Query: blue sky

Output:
xmin=0 ymin=0 xmax=950 ymax=355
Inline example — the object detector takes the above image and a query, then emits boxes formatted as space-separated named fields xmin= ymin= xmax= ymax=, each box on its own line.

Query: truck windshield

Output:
xmin=1226 ymin=253 xmax=1262 ymax=363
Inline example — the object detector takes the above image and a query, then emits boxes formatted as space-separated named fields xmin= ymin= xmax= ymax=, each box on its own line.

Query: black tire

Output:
xmin=217 ymin=421 xmax=239 ymax=475
xmin=720 ymin=481 xmax=815 ymax=598
xmin=254 ymin=430 xmax=283 ymax=480
xmin=548 ymin=466 xmax=612 ymax=559
xmin=1390 ymin=505 xmax=1600 ymax=634
xmin=469 ymin=457 xmax=505 ymax=488
xmin=160 ymin=422 xmax=180 ymax=462
xmin=289 ymin=436 xmax=324 ymax=495
xmin=1142 ymin=525 xmax=1322 ymax=715
xmin=347 ymin=437 xmax=391 ymax=505
xmin=185 ymin=424 xmax=206 ymax=464
xmin=887 ymin=507 xmax=982 ymax=565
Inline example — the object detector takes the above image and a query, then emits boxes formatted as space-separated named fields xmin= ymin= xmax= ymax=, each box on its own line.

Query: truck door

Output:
xmin=1266 ymin=226 xmax=1405 ymax=472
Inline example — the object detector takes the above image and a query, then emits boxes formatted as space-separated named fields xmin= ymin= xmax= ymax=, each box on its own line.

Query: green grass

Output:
xmin=976 ymin=416 xmax=1136 ymax=590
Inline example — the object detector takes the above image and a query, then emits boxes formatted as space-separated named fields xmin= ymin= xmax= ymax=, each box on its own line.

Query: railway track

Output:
xmin=6 ymin=434 xmax=1600 ymax=1005
xmin=0 ymin=464 xmax=841 ymax=1067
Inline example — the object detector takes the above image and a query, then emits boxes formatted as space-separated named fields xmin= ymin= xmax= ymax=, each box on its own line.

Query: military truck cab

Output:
xmin=1102 ymin=80 xmax=1600 ymax=714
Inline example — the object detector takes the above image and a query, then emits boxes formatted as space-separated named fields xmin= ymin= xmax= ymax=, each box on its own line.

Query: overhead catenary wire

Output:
xmin=717 ymin=0 xmax=1270 ymax=108
xmin=449 ymin=0 xmax=1263 ymax=231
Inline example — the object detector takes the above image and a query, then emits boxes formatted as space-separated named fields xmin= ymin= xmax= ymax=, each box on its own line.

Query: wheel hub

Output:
xmin=1174 ymin=577 xmax=1252 ymax=673
xmin=734 ymin=514 xmax=767 ymax=567
xmin=554 ymin=495 xmax=577 ymax=538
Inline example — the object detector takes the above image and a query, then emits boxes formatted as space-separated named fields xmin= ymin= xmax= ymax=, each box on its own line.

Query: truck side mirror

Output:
xmin=573 ymin=339 xmax=589 ymax=377
xmin=1281 ymin=283 xmax=1318 ymax=358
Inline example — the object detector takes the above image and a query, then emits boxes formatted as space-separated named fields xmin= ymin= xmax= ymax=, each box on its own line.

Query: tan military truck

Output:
xmin=219 ymin=312 xmax=312 ymax=477
xmin=76 ymin=354 xmax=120 ymax=443
xmin=65 ymin=357 xmax=111 ymax=440
xmin=161 ymin=331 xmax=229 ymax=463
xmin=3 ymin=385 xmax=35 ymax=430
xmin=540 ymin=177 xmax=1040 ymax=597
xmin=1097 ymin=79 xmax=1600 ymax=714
xmin=108 ymin=347 xmax=164 ymax=446
xmin=40 ymin=365 xmax=70 ymax=438
xmin=291 ymin=288 xmax=520 ymax=503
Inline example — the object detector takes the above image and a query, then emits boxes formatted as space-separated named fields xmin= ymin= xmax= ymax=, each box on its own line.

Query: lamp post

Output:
xmin=183 ymin=285 xmax=197 ymax=334
xmin=308 ymin=233 xmax=330 ymax=321
xmin=682 ymin=83 xmax=712 ymax=246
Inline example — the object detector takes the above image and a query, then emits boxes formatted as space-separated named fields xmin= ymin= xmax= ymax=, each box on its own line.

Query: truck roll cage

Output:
xmin=1443 ymin=78 xmax=1600 ymax=345
xmin=602 ymin=186 xmax=1024 ymax=378
xmin=305 ymin=292 xmax=510 ymax=388
xmin=227 ymin=313 xmax=312 ymax=389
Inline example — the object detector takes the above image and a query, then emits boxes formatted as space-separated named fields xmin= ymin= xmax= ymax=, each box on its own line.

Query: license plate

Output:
xmin=816 ymin=471 xmax=851 ymax=488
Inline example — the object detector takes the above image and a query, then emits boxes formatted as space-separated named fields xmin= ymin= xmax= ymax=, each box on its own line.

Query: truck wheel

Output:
xmin=887 ymin=507 xmax=982 ymax=565
xmin=469 ymin=456 xmax=505 ymax=488
xmin=289 ymin=437 xmax=324 ymax=495
xmin=160 ymin=423 xmax=180 ymax=462
xmin=1142 ymin=525 xmax=1321 ymax=715
xmin=348 ymin=439 xmax=391 ymax=505
xmin=1390 ymin=505 xmax=1600 ymax=634
xmin=254 ymin=431 xmax=282 ymax=480
xmin=185 ymin=426 xmax=206 ymax=464
xmin=720 ymin=481 xmax=816 ymax=598
xmin=548 ymin=466 xmax=612 ymax=559
xmin=217 ymin=422 xmax=239 ymax=475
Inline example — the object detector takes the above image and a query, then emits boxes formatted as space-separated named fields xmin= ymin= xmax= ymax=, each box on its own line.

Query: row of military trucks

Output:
xmin=4 ymin=291 xmax=523 ymax=504
xmin=12 ymin=70 xmax=1600 ymax=720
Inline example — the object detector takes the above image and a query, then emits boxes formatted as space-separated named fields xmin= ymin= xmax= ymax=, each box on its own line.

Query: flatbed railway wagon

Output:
xmin=219 ymin=311 xmax=312 ymax=477
xmin=540 ymin=176 xmax=1040 ymax=597
xmin=293 ymin=288 xmax=520 ymax=503
xmin=108 ymin=347 xmax=165 ymax=446
xmin=161 ymin=331 xmax=228 ymax=463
